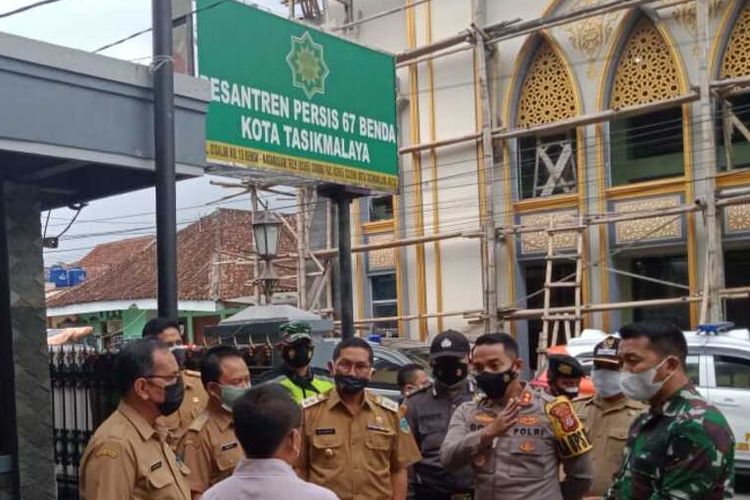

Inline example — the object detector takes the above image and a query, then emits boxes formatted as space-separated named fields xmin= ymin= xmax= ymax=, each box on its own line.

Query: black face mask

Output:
xmin=283 ymin=343 xmax=313 ymax=368
xmin=432 ymin=358 xmax=468 ymax=387
xmin=335 ymin=374 xmax=368 ymax=395
xmin=157 ymin=378 xmax=184 ymax=416
xmin=476 ymin=369 xmax=515 ymax=400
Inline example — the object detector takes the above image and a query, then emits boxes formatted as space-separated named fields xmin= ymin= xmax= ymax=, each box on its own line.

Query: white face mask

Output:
xmin=591 ymin=368 xmax=622 ymax=398
xmin=620 ymin=357 xmax=674 ymax=402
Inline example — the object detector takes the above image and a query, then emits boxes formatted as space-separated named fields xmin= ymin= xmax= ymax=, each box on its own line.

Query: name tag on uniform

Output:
xmin=220 ymin=441 xmax=239 ymax=452
xmin=367 ymin=423 xmax=389 ymax=433
xmin=315 ymin=428 xmax=336 ymax=435
xmin=150 ymin=460 xmax=163 ymax=472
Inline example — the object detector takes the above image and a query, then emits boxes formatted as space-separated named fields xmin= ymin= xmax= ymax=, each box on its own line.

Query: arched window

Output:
xmin=717 ymin=1 xmax=750 ymax=171
xmin=515 ymin=39 xmax=580 ymax=200
xmin=607 ymin=16 xmax=684 ymax=186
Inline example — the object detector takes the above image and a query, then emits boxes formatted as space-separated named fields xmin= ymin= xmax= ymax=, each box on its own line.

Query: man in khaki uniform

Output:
xmin=440 ymin=333 xmax=593 ymax=500
xmin=80 ymin=339 xmax=190 ymax=500
xmin=178 ymin=346 xmax=250 ymax=498
xmin=577 ymin=335 xmax=646 ymax=496
xmin=299 ymin=336 xmax=422 ymax=500
xmin=143 ymin=317 xmax=209 ymax=449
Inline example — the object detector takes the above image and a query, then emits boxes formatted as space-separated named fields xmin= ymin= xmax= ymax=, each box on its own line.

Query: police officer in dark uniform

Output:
xmin=404 ymin=330 xmax=476 ymax=500
xmin=546 ymin=354 xmax=585 ymax=400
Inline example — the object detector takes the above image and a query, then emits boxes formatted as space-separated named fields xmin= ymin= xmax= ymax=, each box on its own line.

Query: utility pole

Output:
xmin=696 ymin=0 xmax=724 ymax=323
xmin=336 ymin=193 xmax=354 ymax=339
xmin=153 ymin=0 xmax=178 ymax=320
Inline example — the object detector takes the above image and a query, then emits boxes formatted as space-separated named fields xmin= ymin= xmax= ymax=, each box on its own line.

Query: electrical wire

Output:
xmin=0 ymin=0 xmax=67 ymax=20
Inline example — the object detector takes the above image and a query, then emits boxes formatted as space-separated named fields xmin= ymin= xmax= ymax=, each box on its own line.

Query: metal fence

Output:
xmin=50 ymin=346 xmax=118 ymax=500
xmin=49 ymin=343 xmax=278 ymax=499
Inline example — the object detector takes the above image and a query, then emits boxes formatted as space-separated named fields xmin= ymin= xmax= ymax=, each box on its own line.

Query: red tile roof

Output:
xmin=47 ymin=208 xmax=297 ymax=308
xmin=75 ymin=235 xmax=154 ymax=280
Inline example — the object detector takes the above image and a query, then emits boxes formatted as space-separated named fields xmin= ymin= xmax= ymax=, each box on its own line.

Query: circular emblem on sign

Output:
xmin=441 ymin=338 xmax=452 ymax=348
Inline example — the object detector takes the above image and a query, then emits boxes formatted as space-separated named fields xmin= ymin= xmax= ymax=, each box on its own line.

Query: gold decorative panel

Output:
xmin=724 ymin=203 xmax=750 ymax=233
xmin=517 ymin=42 xmax=578 ymax=128
xmin=564 ymin=0 xmax=620 ymax=79
xmin=613 ymin=195 xmax=683 ymax=245
xmin=519 ymin=210 xmax=579 ymax=255
xmin=610 ymin=18 xmax=681 ymax=109
xmin=721 ymin=2 xmax=750 ymax=78
xmin=367 ymin=233 xmax=395 ymax=271
xmin=668 ymin=0 xmax=725 ymax=35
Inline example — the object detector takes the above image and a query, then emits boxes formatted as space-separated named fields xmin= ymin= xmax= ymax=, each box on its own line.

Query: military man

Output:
xmin=143 ymin=317 xmax=208 ymax=449
xmin=257 ymin=321 xmax=334 ymax=404
xmin=547 ymin=354 xmax=585 ymax=400
xmin=178 ymin=346 xmax=251 ymax=498
xmin=299 ymin=336 xmax=422 ymax=500
xmin=79 ymin=339 xmax=190 ymax=499
xmin=577 ymin=336 xmax=646 ymax=496
xmin=405 ymin=330 xmax=476 ymax=500
xmin=605 ymin=321 xmax=735 ymax=499
xmin=440 ymin=333 xmax=593 ymax=500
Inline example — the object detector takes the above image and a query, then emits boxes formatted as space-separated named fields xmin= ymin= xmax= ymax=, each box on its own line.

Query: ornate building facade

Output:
xmin=323 ymin=0 xmax=750 ymax=356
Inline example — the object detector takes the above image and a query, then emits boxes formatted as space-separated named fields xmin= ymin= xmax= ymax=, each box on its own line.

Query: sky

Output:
xmin=0 ymin=0 xmax=286 ymax=266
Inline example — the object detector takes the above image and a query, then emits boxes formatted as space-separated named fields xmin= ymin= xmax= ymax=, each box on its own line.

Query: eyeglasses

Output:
xmin=336 ymin=360 xmax=372 ymax=374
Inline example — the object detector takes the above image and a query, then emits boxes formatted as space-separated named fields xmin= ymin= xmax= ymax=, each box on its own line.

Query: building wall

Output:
xmin=332 ymin=0 xmax=750 ymax=343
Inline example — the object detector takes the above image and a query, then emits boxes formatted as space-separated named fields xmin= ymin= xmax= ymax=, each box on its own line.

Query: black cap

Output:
xmin=430 ymin=330 xmax=470 ymax=359
xmin=592 ymin=336 xmax=620 ymax=366
xmin=548 ymin=354 xmax=585 ymax=379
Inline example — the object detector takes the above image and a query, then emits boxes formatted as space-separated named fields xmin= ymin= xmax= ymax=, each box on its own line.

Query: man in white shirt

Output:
xmin=202 ymin=384 xmax=338 ymax=500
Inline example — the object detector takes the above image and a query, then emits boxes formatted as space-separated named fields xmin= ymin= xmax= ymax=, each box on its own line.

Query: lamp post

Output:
xmin=252 ymin=211 xmax=282 ymax=305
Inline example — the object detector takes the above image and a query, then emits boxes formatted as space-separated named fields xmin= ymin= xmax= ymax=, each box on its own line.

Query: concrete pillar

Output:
xmin=1 ymin=182 xmax=55 ymax=499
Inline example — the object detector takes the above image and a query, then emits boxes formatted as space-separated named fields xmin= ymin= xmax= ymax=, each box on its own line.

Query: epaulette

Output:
xmin=183 ymin=369 xmax=201 ymax=379
xmin=187 ymin=412 xmax=209 ymax=433
xmin=405 ymin=383 xmax=432 ymax=399
xmin=301 ymin=392 xmax=328 ymax=409
xmin=375 ymin=395 xmax=399 ymax=413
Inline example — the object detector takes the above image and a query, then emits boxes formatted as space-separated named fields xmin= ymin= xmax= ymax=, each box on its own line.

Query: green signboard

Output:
xmin=196 ymin=0 xmax=399 ymax=192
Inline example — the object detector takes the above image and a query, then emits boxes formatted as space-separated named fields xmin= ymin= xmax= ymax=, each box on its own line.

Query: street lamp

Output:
xmin=252 ymin=211 xmax=282 ymax=304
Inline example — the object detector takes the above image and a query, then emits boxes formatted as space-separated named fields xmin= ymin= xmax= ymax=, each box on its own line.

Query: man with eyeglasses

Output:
xmin=299 ymin=336 xmax=422 ymax=500
xmin=80 ymin=339 xmax=190 ymax=500
xmin=143 ymin=317 xmax=208 ymax=449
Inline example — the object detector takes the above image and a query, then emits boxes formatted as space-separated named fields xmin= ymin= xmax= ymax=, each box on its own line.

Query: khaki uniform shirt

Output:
xmin=577 ymin=395 xmax=647 ymax=496
xmin=178 ymin=401 xmax=243 ymax=494
xmin=79 ymin=401 xmax=191 ymax=500
xmin=300 ymin=389 xmax=422 ymax=500
xmin=157 ymin=370 xmax=208 ymax=450
xmin=440 ymin=383 xmax=593 ymax=500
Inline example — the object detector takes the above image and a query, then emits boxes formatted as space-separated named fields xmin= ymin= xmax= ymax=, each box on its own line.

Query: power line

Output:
xmin=0 ymin=0 xmax=67 ymax=20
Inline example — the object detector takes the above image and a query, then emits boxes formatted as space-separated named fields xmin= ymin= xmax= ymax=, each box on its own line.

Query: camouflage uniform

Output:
xmin=605 ymin=385 xmax=735 ymax=499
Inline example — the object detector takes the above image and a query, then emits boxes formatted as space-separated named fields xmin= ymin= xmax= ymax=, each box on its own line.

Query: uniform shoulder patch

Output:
xmin=94 ymin=440 xmax=124 ymax=460
xmin=301 ymin=393 xmax=328 ymax=409
xmin=545 ymin=396 xmax=592 ymax=459
xmin=376 ymin=396 xmax=399 ymax=413
xmin=187 ymin=412 xmax=209 ymax=433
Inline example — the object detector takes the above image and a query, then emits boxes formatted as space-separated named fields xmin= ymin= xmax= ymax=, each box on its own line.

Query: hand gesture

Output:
xmin=483 ymin=398 xmax=520 ymax=440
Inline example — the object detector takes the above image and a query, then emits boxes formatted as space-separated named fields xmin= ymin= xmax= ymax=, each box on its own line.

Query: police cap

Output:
xmin=430 ymin=330 xmax=470 ymax=359
xmin=548 ymin=354 xmax=585 ymax=379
